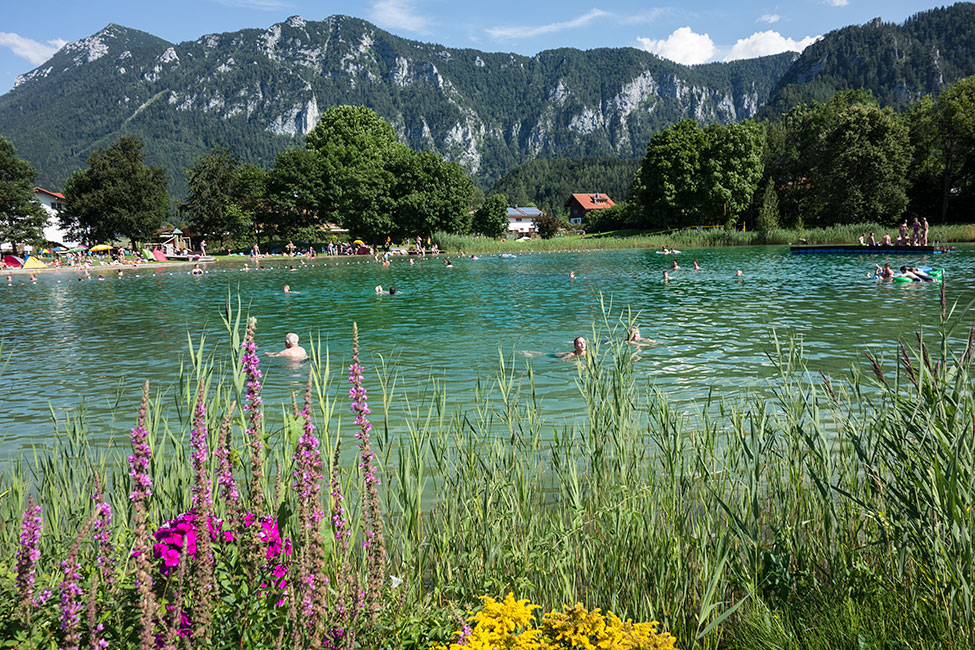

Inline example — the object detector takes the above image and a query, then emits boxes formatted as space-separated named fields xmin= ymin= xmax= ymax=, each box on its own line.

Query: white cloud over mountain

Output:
xmin=0 ymin=33 xmax=66 ymax=65
xmin=724 ymin=30 xmax=820 ymax=60
xmin=637 ymin=27 xmax=715 ymax=65
xmin=368 ymin=0 xmax=431 ymax=34
xmin=487 ymin=9 xmax=610 ymax=40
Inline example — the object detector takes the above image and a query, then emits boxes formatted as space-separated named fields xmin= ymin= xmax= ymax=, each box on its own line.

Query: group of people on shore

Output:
xmin=858 ymin=218 xmax=930 ymax=247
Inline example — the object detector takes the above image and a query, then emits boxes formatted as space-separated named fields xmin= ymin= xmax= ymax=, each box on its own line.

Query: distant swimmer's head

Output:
xmin=900 ymin=266 xmax=908 ymax=273
xmin=284 ymin=284 xmax=291 ymax=293
xmin=285 ymin=333 xmax=299 ymax=348
xmin=628 ymin=327 xmax=641 ymax=341
xmin=389 ymin=287 xmax=397 ymax=295
xmin=735 ymin=270 xmax=743 ymax=277
xmin=574 ymin=336 xmax=587 ymax=355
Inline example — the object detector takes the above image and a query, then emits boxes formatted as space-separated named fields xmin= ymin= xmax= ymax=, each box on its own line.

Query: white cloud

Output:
xmin=487 ymin=9 xmax=610 ymax=40
xmin=825 ymin=0 xmax=848 ymax=5
xmin=757 ymin=14 xmax=781 ymax=23
xmin=368 ymin=0 xmax=431 ymax=34
xmin=212 ymin=0 xmax=291 ymax=9
xmin=0 ymin=33 xmax=65 ymax=65
xmin=724 ymin=30 xmax=820 ymax=60
xmin=637 ymin=27 xmax=715 ymax=65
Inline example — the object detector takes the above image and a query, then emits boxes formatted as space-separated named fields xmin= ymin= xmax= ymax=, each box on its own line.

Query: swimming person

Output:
xmin=191 ymin=264 xmax=203 ymax=275
xmin=735 ymin=270 xmax=743 ymax=277
xmin=557 ymin=336 xmax=587 ymax=361
xmin=284 ymin=284 xmax=299 ymax=294
xmin=569 ymin=271 xmax=577 ymax=279
xmin=375 ymin=285 xmax=389 ymax=294
xmin=663 ymin=271 xmax=670 ymax=282
xmin=671 ymin=259 xmax=680 ymax=271
xmin=909 ymin=266 xmax=935 ymax=281
xmin=266 ymin=333 xmax=307 ymax=361
xmin=627 ymin=327 xmax=654 ymax=345
xmin=693 ymin=260 xmax=700 ymax=270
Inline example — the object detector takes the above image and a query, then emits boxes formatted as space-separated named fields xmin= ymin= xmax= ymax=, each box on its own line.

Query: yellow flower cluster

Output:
xmin=433 ymin=594 xmax=679 ymax=650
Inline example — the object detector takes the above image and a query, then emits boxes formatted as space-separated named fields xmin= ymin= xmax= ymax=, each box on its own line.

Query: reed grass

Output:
xmin=1 ymin=294 xmax=974 ymax=649
xmin=434 ymin=222 xmax=975 ymax=253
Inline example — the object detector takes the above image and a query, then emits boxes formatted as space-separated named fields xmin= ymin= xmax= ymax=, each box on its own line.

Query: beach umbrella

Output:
xmin=68 ymin=246 xmax=88 ymax=253
xmin=39 ymin=248 xmax=52 ymax=254
xmin=90 ymin=244 xmax=112 ymax=252
xmin=352 ymin=239 xmax=365 ymax=245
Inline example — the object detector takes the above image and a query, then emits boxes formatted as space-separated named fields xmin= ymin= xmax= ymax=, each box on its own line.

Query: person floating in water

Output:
xmin=735 ymin=270 xmax=743 ymax=277
xmin=627 ymin=327 xmax=655 ymax=345
xmin=663 ymin=270 xmax=670 ymax=282
xmin=284 ymin=284 xmax=299 ymax=294
xmin=569 ymin=271 xmax=577 ymax=279
xmin=266 ymin=333 xmax=307 ymax=361
xmin=191 ymin=264 xmax=203 ymax=275
xmin=875 ymin=263 xmax=893 ymax=280
xmin=671 ymin=259 xmax=680 ymax=271
xmin=557 ymin=336 xmax=587 ymax=361
xmin=693 ymin=260 xmax=700 ymax=270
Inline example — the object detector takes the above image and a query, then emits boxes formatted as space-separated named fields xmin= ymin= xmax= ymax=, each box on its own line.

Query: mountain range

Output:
xmin=1 ymin=3 xmax=973 ymax=196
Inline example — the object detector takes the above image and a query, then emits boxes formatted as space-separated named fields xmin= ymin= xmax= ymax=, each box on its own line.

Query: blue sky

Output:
xmin=0 ymin=0 xmax=949 ymax=91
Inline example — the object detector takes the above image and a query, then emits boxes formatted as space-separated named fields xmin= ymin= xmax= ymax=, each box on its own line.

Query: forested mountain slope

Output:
xmin=0 ymin=16 xmax=792 ymax=194
xmin=761 ymin=3 xmax=975 ymax=116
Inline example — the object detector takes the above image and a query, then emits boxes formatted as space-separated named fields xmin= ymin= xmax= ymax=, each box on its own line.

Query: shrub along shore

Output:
xmin=434 ymin=222 xmax=975 ymax=253
xmin=0 ymin=295 xmax=973 ymax=649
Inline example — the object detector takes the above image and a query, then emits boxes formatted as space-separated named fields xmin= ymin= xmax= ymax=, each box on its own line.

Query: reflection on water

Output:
xmin=1 ymin=246 xmax=971 ymax=458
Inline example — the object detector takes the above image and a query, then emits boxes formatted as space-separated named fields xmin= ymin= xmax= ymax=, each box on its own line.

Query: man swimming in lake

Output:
xmin=671 ymin=259 xmax=680 ymax=270
xmin=557 ymin=336 xmax=587 ymax=361
xmin=266 ymin=333 xmax=307 ymax=361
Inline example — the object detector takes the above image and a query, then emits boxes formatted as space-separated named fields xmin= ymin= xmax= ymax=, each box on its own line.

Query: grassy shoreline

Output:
xmin=434 ymin=222 xmax=975 ymax=253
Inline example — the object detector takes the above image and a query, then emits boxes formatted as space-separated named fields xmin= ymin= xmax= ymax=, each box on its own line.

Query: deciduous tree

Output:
xmin=472 ymin=194 xmax=509 ymax=238
xmin=186 ymin=145 xmax=250 ymax=246
xmin=0 ymin=136 xmax=47 ymax=252
xmin=62 ymin=136 xmax=169 ymax=247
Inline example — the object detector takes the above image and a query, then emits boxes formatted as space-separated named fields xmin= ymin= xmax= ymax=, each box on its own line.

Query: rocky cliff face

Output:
xmin=0 ymin=15 xmax=795 ymax=192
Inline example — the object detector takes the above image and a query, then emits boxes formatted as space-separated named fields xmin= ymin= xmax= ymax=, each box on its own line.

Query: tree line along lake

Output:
xmin=1 ymin=245 xmax=971 ymax=460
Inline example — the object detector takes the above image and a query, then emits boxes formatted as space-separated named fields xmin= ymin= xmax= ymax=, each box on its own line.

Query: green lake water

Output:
xmin=1 ymin=246 xmax=971 ymax=459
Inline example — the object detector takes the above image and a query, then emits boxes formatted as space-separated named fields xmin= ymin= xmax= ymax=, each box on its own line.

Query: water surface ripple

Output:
xmin=2 ymin=245 xmax=972 ymax=457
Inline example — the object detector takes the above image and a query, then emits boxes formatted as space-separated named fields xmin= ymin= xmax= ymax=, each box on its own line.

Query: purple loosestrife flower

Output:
xmin=214 ymin=407 xmax=241 ymax=526
xmin=292 ymin=372 xmax=329 ymax=634
xmin=242 ymin=317 xmax=266 ymax=513
xmin=349 ymin=323 xmax=386 ymax=622
xmin=330 ymin=443 xmax=349 ymax=548
xmin=189 ymin=383 xmax=217 ymax=644
xmin=59 ymin=513 xmax=96 ymax=650
xmin=16 ymin=495 xmax=42 ymax=611
xmin=129 ymin=381 xmax=158 ymax=650
xmin=92 ymin=483 xmax=114 ymax=588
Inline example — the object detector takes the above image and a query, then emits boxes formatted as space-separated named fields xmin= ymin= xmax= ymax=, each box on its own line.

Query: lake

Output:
xmin=1 ymin=246 xmax=970 ymax=459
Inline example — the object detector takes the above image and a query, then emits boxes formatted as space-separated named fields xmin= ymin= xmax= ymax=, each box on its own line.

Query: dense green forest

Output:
xmin=760 ymin=3 xmax=975 ymax=117
xmin=488 ymin=158 xmax=641 ymax=215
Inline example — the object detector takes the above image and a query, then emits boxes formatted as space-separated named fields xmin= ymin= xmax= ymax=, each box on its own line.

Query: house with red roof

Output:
xmin=565 ymin=193 xmax=615 ymax=225
xmin=34 ymin=187 xmax=79 ymax=247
